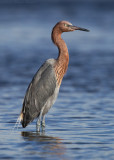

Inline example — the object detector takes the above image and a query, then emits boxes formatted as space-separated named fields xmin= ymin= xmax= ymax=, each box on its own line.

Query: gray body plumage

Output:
xmin=21 ymin=59 xmax=59 ymax=128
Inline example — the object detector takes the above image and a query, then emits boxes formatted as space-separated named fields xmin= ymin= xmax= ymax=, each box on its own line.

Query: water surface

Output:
xmin=0 ymin=1 xmax=114 ymax=159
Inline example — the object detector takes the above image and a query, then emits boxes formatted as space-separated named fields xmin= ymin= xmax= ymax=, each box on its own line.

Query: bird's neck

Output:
xmin=52 ymin=30 xmax=69 ymax=86
xmin=56 ymin=34 xmax=69 ymax=73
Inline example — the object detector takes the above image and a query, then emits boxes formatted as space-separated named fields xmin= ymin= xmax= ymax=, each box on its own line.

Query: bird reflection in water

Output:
xmin=21 ymin=131 xmax=67 ymax=159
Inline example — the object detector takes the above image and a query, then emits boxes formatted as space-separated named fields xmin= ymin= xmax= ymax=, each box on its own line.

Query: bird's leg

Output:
xmin=36 ymin=118 xmax=40 ymax=132
xmin=36 ymin=107 xmax=44 ymax=132
xmin=41 ymin=115 xmax=45 ymax=131
xmin=42 ymin=115 xmax=45 ymax=127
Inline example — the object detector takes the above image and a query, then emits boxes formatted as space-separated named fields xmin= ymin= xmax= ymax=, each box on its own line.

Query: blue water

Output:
xmin=0 ymin=0 xmax=114 ymax=159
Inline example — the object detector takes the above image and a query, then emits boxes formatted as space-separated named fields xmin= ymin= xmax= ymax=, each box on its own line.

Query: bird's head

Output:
xmin=55 ymin=20 xmax=90 ymax=33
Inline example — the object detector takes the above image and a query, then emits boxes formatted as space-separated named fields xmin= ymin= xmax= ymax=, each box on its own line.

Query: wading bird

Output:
xmin=20 ymin=21 xmax=89 ymax=131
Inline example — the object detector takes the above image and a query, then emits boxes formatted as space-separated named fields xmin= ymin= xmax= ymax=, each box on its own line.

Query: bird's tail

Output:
xmin=13 ymin=107 xmax=39 ymax=131
xmin=20 ymin=109 xmax=34 ymax=128
xmin=12 ymin=110 xmax=35 ymax=132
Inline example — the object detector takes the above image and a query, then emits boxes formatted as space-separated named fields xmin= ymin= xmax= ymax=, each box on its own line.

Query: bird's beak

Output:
xmin=71 ymin=26 xmax=90 ymax=32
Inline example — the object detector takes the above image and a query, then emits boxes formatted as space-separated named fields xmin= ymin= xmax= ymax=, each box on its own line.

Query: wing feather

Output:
xmin=21 ymin=59 xmax=56 ymax=127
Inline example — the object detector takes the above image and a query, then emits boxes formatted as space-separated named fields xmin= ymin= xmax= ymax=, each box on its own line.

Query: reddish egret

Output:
xmin=19 ymin=21 xmax=89 ymax=131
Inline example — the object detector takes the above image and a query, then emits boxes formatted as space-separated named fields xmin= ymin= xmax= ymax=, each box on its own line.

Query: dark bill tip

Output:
xmin=78 ymin=27 xmax=90 ymax=32
xmin=71 ymin=26 xmax=90 ymax=32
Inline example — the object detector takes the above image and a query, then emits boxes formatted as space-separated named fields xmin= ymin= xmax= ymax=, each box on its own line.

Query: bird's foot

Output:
xmin=41 ymin=121 xmax=45 ymax=132
xmin=36 ymin=124 xmax=40 ymax=132
xmin=36 ymin=125 xmax=40 ymax=132
xmin=41 ymin=121 xmax=45 ymax=127
xmin=36 ymin=114 xmax=45 ymax=132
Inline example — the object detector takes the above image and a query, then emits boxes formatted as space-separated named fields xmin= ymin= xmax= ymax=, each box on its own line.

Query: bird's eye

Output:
xmin=64 ymin=24 xmax=68 ymax=27
xmin=64 ymin=24 xmax=72 ymax=27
